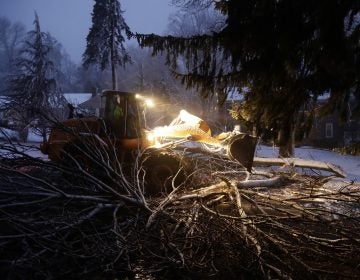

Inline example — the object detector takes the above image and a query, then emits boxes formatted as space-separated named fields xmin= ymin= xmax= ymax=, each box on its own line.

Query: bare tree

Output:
xmin=167 ymin=2 xmax=225 ymax=36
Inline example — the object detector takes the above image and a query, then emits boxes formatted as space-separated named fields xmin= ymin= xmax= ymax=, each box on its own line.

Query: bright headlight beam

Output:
xmin=135 ymin=94 xmax=155 ymax=107
xmin=145 ymin=99 xmax=154 ymax=108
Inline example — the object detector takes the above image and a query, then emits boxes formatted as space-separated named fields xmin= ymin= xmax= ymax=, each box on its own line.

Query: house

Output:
xmin=0 ymin=92 xmax=92 ymax=139
xmin=304 ymin=110 xmax=360 ymax=148
xmin=78 ymin=94 xmax=101 ymax=117
xmin=224 ymin=88 xmax=360 ymax=148
xmin=63 ymin=93 xmax=92 ymax=107
xmin=63 ymin=92 xmax=93 ymax=117
xmin=302 ymin=94 xmax=360 ymax=148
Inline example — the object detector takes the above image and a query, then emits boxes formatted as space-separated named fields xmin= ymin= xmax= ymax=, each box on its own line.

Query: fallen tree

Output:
xmin=0 ymin=140 xmax=359 ymax=279
xmin=179 ymin=145 xmax=346 ymax=178
xmin=253 ymin=156 xmax=346 ymax=178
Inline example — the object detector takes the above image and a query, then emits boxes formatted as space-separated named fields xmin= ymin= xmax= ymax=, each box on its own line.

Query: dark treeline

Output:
xmin=1 ymin=0 xmax=360 ymax=155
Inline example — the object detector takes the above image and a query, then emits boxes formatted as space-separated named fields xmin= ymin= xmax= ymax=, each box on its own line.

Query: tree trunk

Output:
xmin=278 ymin=121 xmax=295 ymax=158
xmin=110 ymin=31 xmax=117 ymax=90
xmin=217 ymin=102 xmax=226 ymax=131
xmin=253 ymin=157 xmax=346 ymax=177
xmin=18 ymin=127 xmax=28 ymax=143
xmin=42 ymin=128 xmax=47 ymax=143
xmin=111 ymin=60 xmax=117 ymax=90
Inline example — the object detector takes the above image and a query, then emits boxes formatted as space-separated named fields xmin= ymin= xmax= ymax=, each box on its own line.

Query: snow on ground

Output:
xmin=27 ymin=131 xmax=43 ymax=142
xmin=0 ymin=128 xmax=43 ymax=142
xmin=0 ymin=128 xmax=45 ymax=159
xmin=15 ymin=142 xmax=360 ymax=181
xmin=256 ymin=145 xmax=360 ymax=181
xmin=22 ymin=144 xmax=47 ymax=159
xmin=1 ymin=127 xmax=359 ymax=182
xmin=0 ymin=128 xmax=19 ymax=141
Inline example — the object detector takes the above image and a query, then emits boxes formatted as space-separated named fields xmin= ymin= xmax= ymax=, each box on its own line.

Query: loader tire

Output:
xmin=141 ymin=152 xmax=186 ymax=197
xmin=61 ymin=143 xmax=94 ymax=172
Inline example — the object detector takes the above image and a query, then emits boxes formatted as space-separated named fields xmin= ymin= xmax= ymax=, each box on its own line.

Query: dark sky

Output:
xmin=0 ymin=0 xmax=176 ymax=63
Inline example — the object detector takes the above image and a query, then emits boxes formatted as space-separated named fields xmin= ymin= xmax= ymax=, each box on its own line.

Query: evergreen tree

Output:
xmin=83 ymin=0 xmax=131 ymax=90
xmin=6 ymin=12 xmax=63 ymax=141
xmin=0 ymin=16 xmax=26 ymax=92
xmin=137 ymin=0 xmax=360 ymax=157
xmin=44 ymin=33 xmax=80 ymax=92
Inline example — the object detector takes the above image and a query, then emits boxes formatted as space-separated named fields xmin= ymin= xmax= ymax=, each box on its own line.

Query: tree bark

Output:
xmin=253 ymin=157 xmax=346 ymax=178
xmin=278 ymin=120 xmax=295 ymax=158
xmin=110 ymin=29 xmax=117 ymax=90
xmin=111 ymin=56 xmax=117 ymax=90
xmin=42 ymin=128 xmax=47 ymax=143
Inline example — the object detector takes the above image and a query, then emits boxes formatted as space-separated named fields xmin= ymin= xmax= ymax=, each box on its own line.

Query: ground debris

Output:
xmin=253 ymin=156 xmax=346 ymax=178
xmin=0 ymin=147 xmax=359 ymax=279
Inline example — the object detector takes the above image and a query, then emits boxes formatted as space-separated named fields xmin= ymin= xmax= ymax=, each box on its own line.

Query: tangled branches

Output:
xmin=0 ymin=140 xmax=359 ymax=279
xmin=0 ymin=139 xmax=153 ymax=279
xmin=140 ymin=153 xmax=360 ymax=279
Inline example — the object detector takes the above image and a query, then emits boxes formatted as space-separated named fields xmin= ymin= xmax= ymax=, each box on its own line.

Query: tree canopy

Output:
xmin=0 ymin=16 xmax=26 ymax=92
xmin=6 ymin=12 xmax=62 ymax=117
xmin=137 ymin=0 xmax=360 ymax=156
xmin=83 ymin=0 xmax=131 ymax=90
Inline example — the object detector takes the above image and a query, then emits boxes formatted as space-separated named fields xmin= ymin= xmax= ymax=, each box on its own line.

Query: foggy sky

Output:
xmin=0 ymin=0 xmax=176 ymax=63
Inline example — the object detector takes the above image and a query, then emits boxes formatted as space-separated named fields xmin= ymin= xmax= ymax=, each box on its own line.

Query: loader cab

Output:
xmin=101 ymin=90 xmax=143 ymax=138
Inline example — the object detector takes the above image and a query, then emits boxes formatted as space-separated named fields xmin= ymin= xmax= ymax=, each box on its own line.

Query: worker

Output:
xmin=113 ymin=96 xmax=124 ymax=119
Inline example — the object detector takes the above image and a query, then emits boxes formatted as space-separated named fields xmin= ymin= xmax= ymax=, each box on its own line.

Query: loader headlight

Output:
xmin=146 ymin=132 xmax=155 ymax=142
xmin=153 ymin=126 xmax=170 ymax=137
xmin=145 ymin=131 xmax=162 ymax=147
xmin=145 ymin=99 xmax=154 ymax=108
xmin=135 ymin=94 xmax=155 ymax=108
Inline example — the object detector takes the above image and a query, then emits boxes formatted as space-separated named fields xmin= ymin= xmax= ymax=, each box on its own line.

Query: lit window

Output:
xmin=325 ymin=123 xmax=333 ymax=138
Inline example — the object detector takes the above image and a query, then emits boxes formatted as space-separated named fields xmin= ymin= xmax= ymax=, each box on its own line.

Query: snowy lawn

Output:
xmin=0 ymin=128 xmax=43 ymax=142
xmin=256 ymin=145 xmax=360 ymax=181
xmin=1 ymin=135 xmax=359 ymax=181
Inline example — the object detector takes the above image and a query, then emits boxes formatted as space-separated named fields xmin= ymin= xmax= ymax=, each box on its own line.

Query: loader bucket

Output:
xmin=226 ymin=133 xmax=257 ymax=172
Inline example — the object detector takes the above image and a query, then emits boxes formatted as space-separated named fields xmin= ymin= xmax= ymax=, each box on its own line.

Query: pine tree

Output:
xmin=6 ymin=12 xmax=63 ymax=141
xmin=83 ymin=0 xmax=131 ymax=90
xmin=0 ymin=17 xmax=26 ymax=92
xmin=137 ymin=0 xmax=360 ymax=157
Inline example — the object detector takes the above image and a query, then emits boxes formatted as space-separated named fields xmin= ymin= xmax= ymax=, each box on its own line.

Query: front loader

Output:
xmin=41 ymin=90 xmax=257 ymax=196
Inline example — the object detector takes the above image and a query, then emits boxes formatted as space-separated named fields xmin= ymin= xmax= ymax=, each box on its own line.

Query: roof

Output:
xmin=78 ymin=95 xmax=101 ymax=110
xmin=63 ymin=93 xmax=92 ymax=106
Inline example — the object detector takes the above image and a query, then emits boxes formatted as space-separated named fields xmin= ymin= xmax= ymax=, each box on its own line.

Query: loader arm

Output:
xmin=148 ymin=110 xmax=257 ymax=171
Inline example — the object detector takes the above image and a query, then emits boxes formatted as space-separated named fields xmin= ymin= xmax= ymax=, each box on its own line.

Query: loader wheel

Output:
xmin=141 ymin=152 xmax=186 ymax=197
xmin=61 ymin=144 xmax=93 ymax=172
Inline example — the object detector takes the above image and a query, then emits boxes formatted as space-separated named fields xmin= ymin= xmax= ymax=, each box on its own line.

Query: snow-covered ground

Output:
xmin=14 ymin=143 xmax=360 ymax=182
xmin=0 ymin=128 xmax=43 ymax=142
xmin=1 ymin=127 xmax=359 ymax=182
xmin=256 ymin=145 xmax=360 ymax=181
